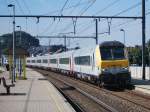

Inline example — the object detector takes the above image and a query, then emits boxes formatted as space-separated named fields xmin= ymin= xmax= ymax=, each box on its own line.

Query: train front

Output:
xmin=99 ymin=41 xmax=131 ymax=87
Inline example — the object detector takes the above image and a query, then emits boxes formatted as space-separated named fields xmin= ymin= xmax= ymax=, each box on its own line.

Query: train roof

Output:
xmin=26 ymin=41 xmax=125 ymax=59
xmin=100 ymin=41 xmax=125 ymax=48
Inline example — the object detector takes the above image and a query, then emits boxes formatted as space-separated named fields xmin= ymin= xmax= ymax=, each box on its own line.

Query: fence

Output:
xmin=130 ymin=66 xmax=150 ymax=80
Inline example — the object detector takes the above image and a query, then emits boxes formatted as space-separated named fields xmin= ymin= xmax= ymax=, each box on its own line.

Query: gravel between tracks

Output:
xmin=46 ymin=72 xmax=110 ymax=112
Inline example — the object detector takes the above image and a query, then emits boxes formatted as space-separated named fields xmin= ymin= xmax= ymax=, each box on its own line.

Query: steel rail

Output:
xmin=36 ymin=69 xmax=150 ymax=111
xmin=40 ymin=70 xmax=118 ymax=112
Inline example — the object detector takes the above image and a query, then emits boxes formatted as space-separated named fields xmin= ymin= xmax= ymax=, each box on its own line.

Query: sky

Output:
xmin=0 ymin=0 xmax=150 ymax=48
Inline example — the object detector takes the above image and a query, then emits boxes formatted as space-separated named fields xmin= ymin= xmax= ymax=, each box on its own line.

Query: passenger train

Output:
xmin=26 ymin=41 xmax=131 ymax=87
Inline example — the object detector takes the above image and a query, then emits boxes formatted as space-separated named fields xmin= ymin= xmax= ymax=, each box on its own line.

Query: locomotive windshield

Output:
xmin=100 ymin=47 xmax=126 ymax=60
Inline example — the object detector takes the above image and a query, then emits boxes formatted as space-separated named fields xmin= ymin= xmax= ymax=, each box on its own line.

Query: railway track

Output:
xmin=69 ymin=76 xmax=150 ymax=110
xmin=47 ymin=73 xmax=118 ymax=112
xmin=35 ymin=68 xmax=150 ymax=112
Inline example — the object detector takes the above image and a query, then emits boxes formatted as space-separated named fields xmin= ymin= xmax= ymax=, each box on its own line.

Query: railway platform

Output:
xmin=0 ymin=68 xmax=75 ymax=112
xmin=131 ymin=78 xmax=150 ymax=95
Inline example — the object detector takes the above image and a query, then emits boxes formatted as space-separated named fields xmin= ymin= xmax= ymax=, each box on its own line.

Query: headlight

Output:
xmin=123 ymin=67 xmax=129 ymax=70
xmin=101 ymin=68 xmax=106 ymax=72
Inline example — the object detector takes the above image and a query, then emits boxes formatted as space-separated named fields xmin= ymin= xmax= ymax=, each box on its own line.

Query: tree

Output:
xmin=0 ymin=31 xmax=39 ymax=53
xmin=146 ymin=39 xmax=150 ymax=65
xmin=128 ymin=46 xmax=142 ymax=65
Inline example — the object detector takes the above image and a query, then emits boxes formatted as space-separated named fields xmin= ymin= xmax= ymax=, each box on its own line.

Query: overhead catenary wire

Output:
xmin=60 ymin=0 xmax=90 ymax=31
xmin=99 ymin=9 xmax=150 ymax=34
xmin=60 ymin=0 xmax=96 ymax=33
xmin=94 ymin=0 xmax=121 ymax=15
xmin=69 ymin=0 xmax=122 ymax=45
xmin=4 ymin=0 xmax=11 ymax=33
xmin=15 ymin=0 xmax=25 ymax=14
xmin=68 ymin=0 xmax=82 ymax=15
xmin=79 ymin=0 xmax=96 ymax=16
xmin=39 ymin=0 xmax=70 ymax=35
xmin=60 ymin=0 xmax=82 ymax=34
xmin=77 ymin=0 xmax=121 ymax=34
xmin=40 ymin=0 xmax=86 ymax=35
xmin=49 ymin=0 xmax=70 ymax=35
xmin=56 ymin=0 xmax=91 ymax=33
xmin=78 ymin=1 xmax=146 ymax=35
xmin=60 ymin=0 xmax=70 ymax=15
xmin=55 ymin=0 xmax=96 ymax=46
xmin=74 ymin=1 xmax=147 ymax=45
xmin=114 ymin=2 xmax=142 ymax=16
xmin=4 ymin=0 xmax=11 ymax=14
xmin=39 ymin=20 xmax=55 ymax=35
xmin=22 ymin=0 xmax=31 ymax=14
xmin=42 ymin=0 xmax=91 ymax=15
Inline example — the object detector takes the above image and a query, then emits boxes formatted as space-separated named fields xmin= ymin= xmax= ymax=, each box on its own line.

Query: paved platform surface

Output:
xmin=131 ymin=78 xmax=150 ymax=95
xmin=0 ymin=68 xmax=75 ymax=112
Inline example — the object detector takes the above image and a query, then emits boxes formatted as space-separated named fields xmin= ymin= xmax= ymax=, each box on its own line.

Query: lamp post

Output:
xmin=8 ymin=4 xmax=15 ymax=84
xmin=16 ymin=25 xmax=22 ymax=77
xmin=16 ymin=25 xmax=21 ymax=45
xmin=120 ymin=29 xmax=125 ymax=45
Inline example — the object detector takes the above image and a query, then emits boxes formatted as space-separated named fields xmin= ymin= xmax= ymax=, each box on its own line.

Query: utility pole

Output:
xmin=16 ymin=25 xmax=22 ymax=45
xmin=16 ymin=25 xmax=22 ymax=77
xmin=64 ymin=35 xmax=67 ymax=51
xmin=120 ymin=29 xmax=126 ymax=45
xmin=95 ymin=19 xmax=98 ymax=45
xmin=142 ymin=0 xmax=146 ymax=80
xmin=49 ymin=39 xmax=51 ymax=54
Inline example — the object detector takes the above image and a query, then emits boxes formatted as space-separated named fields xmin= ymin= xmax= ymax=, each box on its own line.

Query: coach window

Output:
xmin=27 ymin=60 xmax=30 ymax=63
xmin=50 ymin=59 xmax=57 ymax=64
xmin=59 ymin=58 xmax=69 ymax=64
xmin=75 ymin=57 xmax=80 ymax=65
xmin=43 ymin=59 xmax=48 ymax=63
xmin=32 ymin=60 xmax=35 ymax=63
xmin=75 ymin=56 xmax=90 ymax=66
xmin=37 ymin=60 xmax=41 ymax=63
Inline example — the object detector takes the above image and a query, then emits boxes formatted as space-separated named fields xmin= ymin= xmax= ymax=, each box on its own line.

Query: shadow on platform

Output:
xmin=0 ymin=93 xmax=26 ymax=96
xmin=61 ymin=86 xmax=75 ymax=91
xmin=132 ymin=79 xmax=150 ymax=85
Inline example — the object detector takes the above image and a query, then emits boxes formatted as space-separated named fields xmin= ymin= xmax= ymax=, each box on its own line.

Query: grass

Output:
xmin=0 ymin=66 xmax=4 ymax=74
xmin=0 ymin=70 xmax=3 ymax=76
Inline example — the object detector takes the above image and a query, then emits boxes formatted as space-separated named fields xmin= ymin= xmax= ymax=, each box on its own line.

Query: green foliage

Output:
xmin=147 ymin=39 xmax=150 ymax=48
xmin=128 ymin=39 xmax=150 ymax=66
xmin=128 ymin=46 xmax=142 ymax=65
xmin=0 ymin=31 xmax=39 ymax=53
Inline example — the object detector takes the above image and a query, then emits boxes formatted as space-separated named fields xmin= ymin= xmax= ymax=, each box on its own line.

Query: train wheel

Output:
xmin=98 ymin=75 xmax=104 ymax=88
xmin=97 ymin=80 xmax=104 ymax=88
